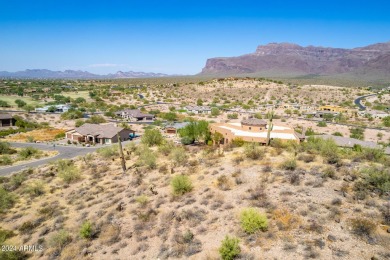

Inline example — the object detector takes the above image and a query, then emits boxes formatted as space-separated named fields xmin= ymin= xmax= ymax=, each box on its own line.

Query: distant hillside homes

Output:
xmin=35 ymin=104 xmax=71 ymax=113
xmin=115 ymin=109 xmax=155 ymax=122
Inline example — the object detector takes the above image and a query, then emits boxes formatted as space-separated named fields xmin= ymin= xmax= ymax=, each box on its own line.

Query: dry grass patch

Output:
xmin=5 ymin=128 xmax=65 ymax=142
xmin=99 ymin=223 xmax=121 ymax=245
xmin=273 ymin=208 xmax=301 ymax=231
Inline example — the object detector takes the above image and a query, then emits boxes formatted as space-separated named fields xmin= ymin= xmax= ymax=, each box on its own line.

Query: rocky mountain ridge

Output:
xmin=0 ymin=69 xmax=169 ymax=79
xmin=201 ymin=41 xmax=390 ymax=78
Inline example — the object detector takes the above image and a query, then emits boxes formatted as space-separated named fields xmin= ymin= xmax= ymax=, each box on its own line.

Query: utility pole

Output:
xmin=266 ymin=109 xmax=274 ymax=146
xmin=117 ymin=133 xmax=126 ymax=174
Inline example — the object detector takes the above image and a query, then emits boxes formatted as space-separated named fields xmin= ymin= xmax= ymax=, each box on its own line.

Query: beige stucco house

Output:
xmin=66 ymin=123 xmax=134 ymax=144
xmin=209 ymin=118 xmax=303 ymax=145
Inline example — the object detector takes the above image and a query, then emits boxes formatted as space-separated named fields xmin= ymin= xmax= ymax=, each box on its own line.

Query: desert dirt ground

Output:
xmin=1 ymin=142 xmax=389 ymax=260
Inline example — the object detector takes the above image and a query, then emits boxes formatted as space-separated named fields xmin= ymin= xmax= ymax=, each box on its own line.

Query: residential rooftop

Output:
xmin=74 ymin=123 xmax=126 ymax=139
xmin=241 ymin=118 xmax=267 ymax=126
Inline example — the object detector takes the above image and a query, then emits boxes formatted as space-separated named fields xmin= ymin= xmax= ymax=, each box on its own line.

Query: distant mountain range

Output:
xmin=201 ymin=41 xmax=390 ymax=82
xmin=0 ymin=69 xmax=170 ymax=79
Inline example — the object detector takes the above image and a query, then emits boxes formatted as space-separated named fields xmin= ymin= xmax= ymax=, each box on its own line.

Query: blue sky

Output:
xmin=1 ymin=0 xmax=389 ymax=75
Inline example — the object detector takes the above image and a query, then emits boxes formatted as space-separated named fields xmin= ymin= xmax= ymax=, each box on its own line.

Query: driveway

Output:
xmin=0 ymin=140 xmax=139 ymax=176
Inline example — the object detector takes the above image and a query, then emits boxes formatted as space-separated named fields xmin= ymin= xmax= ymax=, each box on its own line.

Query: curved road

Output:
xmin=0 ymin=143 xmax=101 ymax=177
xmin=0 ymin=140 xmax=139 ymax=177
xmin=354 ymin=94 xmax=377 ymax=110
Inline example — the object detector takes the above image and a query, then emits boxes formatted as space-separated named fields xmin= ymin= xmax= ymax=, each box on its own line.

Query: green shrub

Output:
xmin=325 ymin=153 xmax=340 ymax=165
xmin=383 ymin=116 xmax=390 ymax=127
xmin=24 ymin=181 xmax=45 ymax=197
xmin=0 ymin=128 xmax=26 ymax=138
xmin=55 ymin=159 xmax=73 ymax=171
xmin=0 ymin=228 xmax=15 ymax=244
xmin=162 ymin=112 xmax=177 ymax=121
xmin=350 ymin=127 xmax=364 ymax=140
xmin=231 ymin=138 xmax=245 ymax=147
xmin=170 ymin=147 xmax=188 ymax=166
xmin=55 ymin=160 xmax=81 ymax=183
xmin=135 ymin=195 xmax=149 ymax=206
xmin=227 ymin=113 xmax=238 ymax=119
xmin=280 ymin=158 xmax=297 ymax=171
xmin=18 ymin=221 xmax=38 ymax=234
xmin=317 ymin=121 xmax=327 ymax=127
xmin=360 ymin=148 xmax=385 ymax=162
xmin=361 ymin=166 xmax=390 ymax=194
xmin=171 ymin=175 xmax=193 ymax=195
xmin=86 ymin=115 xmax=106 ymax=124
xmin=181 ymin=136 xmax=194 ymax=145
xmin=61 ymin=110 xmax=83 ymax=120
xmin=244 ymin=143 xmax=264 ymax=160
xmin=58 ymin=165 xmax=81 ymax=184
xmin=18 ymin=147 xmax=40 ymax=159
xmin=141 ymin=129 xmax=163 ymax=146
xmin=211 ymin=107 xmax=220 ymax=116
xmin=219 ymin=235 xmax=241 ymax=260
xmin=240 ymin=208 xmax=268 ymax=234
xmin=302 ymin=137 xmax=340 ymax=162
xmin=158 ymin=141 xmax=175 ymax=156
xmin=352 ymin=144 xmax=363 ymax=152
xmin=75 ymin=119 xmax=85 ymax=127
xmin=0 ymin=187 xmax=16 ymax=213
xmin=136 ymin=146 xmax=157 ymax=169
xmin=270 ymin=138 xmax=288 ymax=149
xmin=0 ymin=100 xmax=10 ymax=107
xmin=80 ymin=221 xmax=93 ymax=239
xmin=0 ymin=250 xmax=28 ymax=260
xmin=254 ymin=113 xmax=262 ymax=119
xmin=0 ymin=141 xmax=15 ymax=155
xmin=322 ymin=166 xmax=336 ymax=179
xmin=305 ymin=127 xmax=316 ymax=136
xmin=0 ymin=155 xmax=12 ymax=166
xmin=178 ymin=120 xmax=210 ymax=144
xmin=96 ymin=145 xmax=119 ymax=159
xmin=49 ymin=229 xmax=72 ymax=249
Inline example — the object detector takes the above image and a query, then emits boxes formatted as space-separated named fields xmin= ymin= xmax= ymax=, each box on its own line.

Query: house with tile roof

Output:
xmin=65 ymin=123 xmax=134 ymax=144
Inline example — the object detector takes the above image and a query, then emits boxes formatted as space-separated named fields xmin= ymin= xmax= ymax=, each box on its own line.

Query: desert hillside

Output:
xmin=1 ymin=136 xmax=389 ymax=259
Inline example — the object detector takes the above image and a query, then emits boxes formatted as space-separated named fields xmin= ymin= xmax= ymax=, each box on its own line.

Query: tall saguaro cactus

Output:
xmin=266 ymin=110 xmax=274 ymax=146
xmin=117 ymin=133 xmax=126 ymax=174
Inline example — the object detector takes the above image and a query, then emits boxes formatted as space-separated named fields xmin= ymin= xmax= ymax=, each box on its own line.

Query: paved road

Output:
xmin=354 ymin=94 xmax=377 ymax=110
xmin=0 ymin=139 xmax=138 ymax=177
xmin=0 ymin=142 xmax=101 ymax=177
